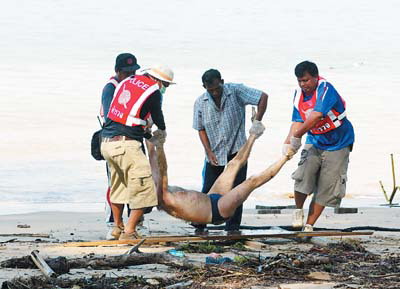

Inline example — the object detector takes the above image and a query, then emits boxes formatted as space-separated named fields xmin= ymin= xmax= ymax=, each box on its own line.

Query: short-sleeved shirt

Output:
xmin=101 ymin=77 xmax=165 ymax=142
xmin=193 ymin=83 xmax=262 ymax=165
xmin=291 ymin=82 xmax=354 ymax=151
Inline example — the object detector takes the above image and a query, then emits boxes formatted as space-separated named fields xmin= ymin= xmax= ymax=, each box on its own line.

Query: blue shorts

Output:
xmin=209 ymin=194 xmax=228 ymax=225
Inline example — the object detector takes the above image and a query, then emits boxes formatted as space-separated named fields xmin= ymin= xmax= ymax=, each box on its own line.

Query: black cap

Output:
xmin=115 ymin=53 xmax=140 ymax=72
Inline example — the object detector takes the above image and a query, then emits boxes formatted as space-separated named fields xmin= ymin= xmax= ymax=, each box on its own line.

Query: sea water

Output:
xmin=0 ymin=0 xmax=399 ymax=215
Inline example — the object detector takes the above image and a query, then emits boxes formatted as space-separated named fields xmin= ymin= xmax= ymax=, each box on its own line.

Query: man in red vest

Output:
xmin=100 ymin=53 xmax=136 ymax=240
xmin=101 ymin=55 xmax=170 ymax=240
xmin=283 ymin=61 xmax=355 ymax=232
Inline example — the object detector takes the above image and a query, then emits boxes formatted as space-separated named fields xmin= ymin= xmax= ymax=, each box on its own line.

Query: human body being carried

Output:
xmin=146 ymin=121 xmax=295 ymax=225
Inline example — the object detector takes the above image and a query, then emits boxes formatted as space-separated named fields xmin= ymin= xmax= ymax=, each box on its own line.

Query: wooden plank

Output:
xmin=64 ymin=231 xmax=373 ymax=247
xmin=271 ymin=226 xmax=338 ymax=247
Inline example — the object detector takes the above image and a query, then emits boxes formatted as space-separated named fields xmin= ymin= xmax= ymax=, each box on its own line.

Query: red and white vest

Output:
xmin=100 ymin=76 xmax=119 ymax=118
xmin=107 ymin=75 xmax=159 ymax=127
xmin=293 ymin=77 xmax=347 ymax=134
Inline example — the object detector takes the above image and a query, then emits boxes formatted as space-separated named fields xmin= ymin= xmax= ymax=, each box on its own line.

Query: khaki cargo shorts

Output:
xmin=291 ymin=144 xmax=351 ymax=207
xmin=101 ymin=139 xmax=158 ymax=209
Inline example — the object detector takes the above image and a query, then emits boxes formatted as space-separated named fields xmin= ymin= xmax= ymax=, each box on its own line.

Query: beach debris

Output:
xmin=30 ymin=250 xmax=57 ymax=278
xmin=379 ymin=153 xmax=399 ymax=206
xmin=306 ymin=271 xmax=332 ymax=281
xmin=0 ymin=238 xmax=17 ymax=244
xmin=146 ymin=278 xmax=160 ymax=285
xmin=205 ymin=253 xmax=233 ymax=265
xmin=168 ymin=249 xmax=185 ymax=258
xmin=0 ymin=233 xmax=51 ymax=238
xmin=1 ymin=239 xmax=400 ymax=288
xmin=165 ymin=280 xmax=193 ymax=289
xmin=124 ymin=238 xmax=146 ymax=255
xmin=17 ymin=224 xmax=31 ymax=228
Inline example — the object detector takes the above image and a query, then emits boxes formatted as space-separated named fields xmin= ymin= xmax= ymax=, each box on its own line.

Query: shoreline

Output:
xmin=0 ymin=196 xmax=395 ymax=216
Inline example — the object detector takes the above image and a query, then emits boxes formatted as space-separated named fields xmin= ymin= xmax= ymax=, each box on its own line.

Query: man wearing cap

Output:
xmin=101 ymin=56 xmax=174 ymax=240
xmin=192 ymin=69 xmax=268 ymax=232
xmin=100 ymin=53 xmax=136 ymax=240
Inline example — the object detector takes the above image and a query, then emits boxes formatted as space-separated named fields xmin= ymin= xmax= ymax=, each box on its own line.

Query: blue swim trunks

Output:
xmin=209 ymin=193 xmax=228 ymax=225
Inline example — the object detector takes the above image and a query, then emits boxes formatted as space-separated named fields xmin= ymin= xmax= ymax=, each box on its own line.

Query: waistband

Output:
xmin=102 ymin=135 xmax=136 ymax=142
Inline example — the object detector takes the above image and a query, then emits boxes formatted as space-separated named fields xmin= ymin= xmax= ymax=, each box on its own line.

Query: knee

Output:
xmin=226 ymin=158 xmax=240 ymax=169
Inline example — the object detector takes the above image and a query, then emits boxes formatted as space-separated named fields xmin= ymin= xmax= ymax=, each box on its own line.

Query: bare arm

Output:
xmin=198 ymin=130 xmax=218 ymax=166
xmin=292 ymin=111 xmax=323 ymax=138
xmin=284 ymin=121 xmax=303 ymax=144
xmin=255 ymin=92 xmax=268 ymax=121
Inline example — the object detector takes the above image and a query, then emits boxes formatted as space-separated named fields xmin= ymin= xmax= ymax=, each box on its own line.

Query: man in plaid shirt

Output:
xmin=193 ymin=69 xmax=268 ymax=232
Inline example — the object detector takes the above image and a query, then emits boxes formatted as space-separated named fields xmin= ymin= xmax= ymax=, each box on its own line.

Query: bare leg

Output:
xmin=306 ymin=201 xmax=325 ymax=226
xmin=208 ymin=134 xmax=257 ymax=195
xmin=218 ymin=155 xmax=290 ymax=218
xmin=110 ymin=203 xmax=124 ymax=228
xmin=294 ymin=191 xmax=307 ymax=208
xmin=124 ymin=208 xmax=145 ymax=234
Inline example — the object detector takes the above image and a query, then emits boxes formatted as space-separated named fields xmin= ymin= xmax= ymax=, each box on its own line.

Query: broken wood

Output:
xmin=64 ymin=231 xmax=373 ymax=247
xmin=30 ymin=250 xmax=56 ymax=278
xmin=2 ymin=252 xmax=189 ymax=271
xmin=244 ymin=240 xmax=268 ymax=250
xmin=379 ymin=153 xmax=399 ymax=205
xmin=272 ymin=226 xmax=339 ymax=247
xmin=0 ymin=233 xmax=51 ymax=238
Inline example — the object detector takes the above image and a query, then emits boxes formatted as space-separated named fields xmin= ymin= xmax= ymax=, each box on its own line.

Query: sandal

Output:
xmin=119 ymin=230 xmax=142 ymax=240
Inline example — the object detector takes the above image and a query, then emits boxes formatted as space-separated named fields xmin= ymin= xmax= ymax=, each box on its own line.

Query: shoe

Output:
xmin=303 ymin=224 xmax=313 ymax=232
xmin=106 ymin=227 xmax=115 ymax=240
xmin=119 ymin=230 xmax=142 ymax=240
xmin=292 ymin=209 xmax=304 ymax=228
xmin=108 ymin=225 xmax=124 ymax=240
xmin=194 ymin=227 xmax=209 ymax=235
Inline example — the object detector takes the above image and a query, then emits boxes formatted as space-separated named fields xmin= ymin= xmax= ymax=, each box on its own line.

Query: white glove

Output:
xmin=282 ymin=144 xmax=291 ymax=156
xmin=149 ymin=129 xmax=167 ymax=146
xmin=289 ymin=136 xmax=302 ymax=153
xmin=249 ymin=120 xmax=265 ymax=138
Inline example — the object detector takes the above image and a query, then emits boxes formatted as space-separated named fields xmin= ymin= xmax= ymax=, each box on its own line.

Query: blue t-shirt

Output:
xmin=291 ymin=82 xmax=354 ymax=151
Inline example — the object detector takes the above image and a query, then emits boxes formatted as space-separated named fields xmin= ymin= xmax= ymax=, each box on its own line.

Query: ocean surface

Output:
xmin=1 ymin=0 xmax=399 ymax=215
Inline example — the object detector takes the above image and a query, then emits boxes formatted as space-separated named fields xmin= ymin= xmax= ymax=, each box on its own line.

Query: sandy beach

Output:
xmin=1 ymin=207 xmax=399 ymax=288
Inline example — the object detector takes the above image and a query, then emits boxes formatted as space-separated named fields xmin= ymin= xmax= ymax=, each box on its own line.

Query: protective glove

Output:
xmin=289 ymin=136 xmax=302 ymax=153
xmin=249 ymin=120 xmax=265 ymax=138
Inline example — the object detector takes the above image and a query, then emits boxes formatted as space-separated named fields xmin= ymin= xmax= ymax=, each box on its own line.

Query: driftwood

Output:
xmin=30 ymin=250 xmax=57 ymax=278
xmin=1 ymin=252 xmax=191 ymax=272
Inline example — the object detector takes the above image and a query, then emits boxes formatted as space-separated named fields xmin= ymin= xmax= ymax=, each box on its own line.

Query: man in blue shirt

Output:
xmin=193 ymin=69 xmax=268 ymax=232
xmin=283 ymin=61 xmax=355 ymax=231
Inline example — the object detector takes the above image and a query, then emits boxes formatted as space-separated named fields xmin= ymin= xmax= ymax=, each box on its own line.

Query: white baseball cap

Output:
xmin=145 ymin=64 xmax=176 ymax=84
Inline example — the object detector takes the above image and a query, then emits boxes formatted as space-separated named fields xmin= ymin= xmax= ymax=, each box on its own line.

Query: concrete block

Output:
xmin=256 ymin=205 xmax=296 ymax=210
xmin=257 ymin=209 xmax=281 ymax=214
xmin=334 ymin=207 xmax=358 ymax=214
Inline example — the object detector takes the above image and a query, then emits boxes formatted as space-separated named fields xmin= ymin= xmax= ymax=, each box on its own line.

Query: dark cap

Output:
xmin=115 ymin=53 xmax=140 ymax=72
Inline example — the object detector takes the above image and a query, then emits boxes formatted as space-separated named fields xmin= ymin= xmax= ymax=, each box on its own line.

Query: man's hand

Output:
xmin=249 ymin=120 xmax=265 ymax=138
xmin=206 ymin=150 xmax=218 ymax=166
xmin=282 ymin=144 xmax=295 ymax=159
xmin=289 ymin=136 xmax=302 ymax=152
xmin=149 ymin=129 xmax=167 ymax=147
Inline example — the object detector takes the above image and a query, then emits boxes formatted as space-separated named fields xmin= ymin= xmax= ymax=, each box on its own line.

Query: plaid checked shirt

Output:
xmin=193 ymin=83 xmax=262 ymax=165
